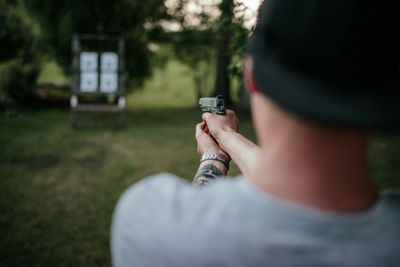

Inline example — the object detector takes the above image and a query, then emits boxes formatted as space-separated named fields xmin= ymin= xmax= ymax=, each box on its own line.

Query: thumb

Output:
xmin=202 ymin=112 xmax=211 ymax=121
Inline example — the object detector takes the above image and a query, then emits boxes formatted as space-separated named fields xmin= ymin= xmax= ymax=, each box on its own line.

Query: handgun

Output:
xmin=199 ymin=95 xmax=226 ymax=115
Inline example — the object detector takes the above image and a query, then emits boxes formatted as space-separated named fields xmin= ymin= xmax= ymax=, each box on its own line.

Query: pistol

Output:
xmin=199 ymin=95 xmax=226 ymax=115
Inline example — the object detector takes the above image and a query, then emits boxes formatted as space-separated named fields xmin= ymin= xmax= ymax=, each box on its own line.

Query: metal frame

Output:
xmin=71 ymin=34 xmax=126 ymax=129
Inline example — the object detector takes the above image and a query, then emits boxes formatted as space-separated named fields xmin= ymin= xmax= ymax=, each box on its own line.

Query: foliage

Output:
xmin=170 ymin=29 xmax=217 ymax=98
xmin=128 ymin=58 xmax=213 ymax=107
xmin=229 ymin=2 xmax=251 ymax=79
xmin=217 ymin=0 xmax=252 ymax=99
xmin=0 ymin=0 xmax=42 ymax=104
xmin=169 ymin=0 xmax=251 ymax=103
xmin=167 ymin=0 xmax=221 ymax=29
xmin=0 ymin=0 xmax=39 ymax=62
xmin=153 ymin=1 xmax=220 ymax=98
xmin=25 ymin=0 xmax=171 ymax=89
xmin=0 ymin=57 xmax=40 ymax=104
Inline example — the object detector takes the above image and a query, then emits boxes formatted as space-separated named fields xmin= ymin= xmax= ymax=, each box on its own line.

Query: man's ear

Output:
xmin=244 ymin=56 xmax=262 ymax=94
xmin=244 ymin=56 xmax=254 ymax=93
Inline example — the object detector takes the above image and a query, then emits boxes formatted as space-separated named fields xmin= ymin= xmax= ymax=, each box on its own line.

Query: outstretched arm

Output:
xmin=202 ymin=110 xmax=260 ymax=178
xmin=192 ymin=122 xmax=229 ymax=186
xmin=215 ymin=130 xmax=260 ymax=178
xmin=193 ymin=161 xmax=227 ymax=186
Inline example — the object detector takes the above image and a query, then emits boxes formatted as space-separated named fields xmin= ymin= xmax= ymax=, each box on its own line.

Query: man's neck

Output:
xmin=249 ymin=122 xmax=377 ymax=213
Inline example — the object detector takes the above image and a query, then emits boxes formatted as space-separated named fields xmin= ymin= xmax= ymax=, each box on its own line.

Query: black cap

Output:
xmin=249 ymin=0 xmax=400 ymax=129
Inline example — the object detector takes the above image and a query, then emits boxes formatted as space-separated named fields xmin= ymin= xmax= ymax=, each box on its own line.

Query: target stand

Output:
xmin=71 ymin=34 xmax=126 ymax=129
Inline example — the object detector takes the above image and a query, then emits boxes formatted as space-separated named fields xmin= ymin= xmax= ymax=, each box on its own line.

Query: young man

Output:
xmin=111 ymin=1 xmax=400 ymax=266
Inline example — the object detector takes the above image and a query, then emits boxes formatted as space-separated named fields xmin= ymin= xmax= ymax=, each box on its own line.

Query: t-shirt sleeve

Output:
xmin=111 ymin=173 xmax=193 ymax=267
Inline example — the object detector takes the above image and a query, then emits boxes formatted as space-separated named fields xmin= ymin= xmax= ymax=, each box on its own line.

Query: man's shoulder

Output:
xmin=381 ymin=190 xmax=400 ymax=217
xmin=120 ymin=172 xmax=189 ymax=200
xmin=117 ymin=173 xmax=232 ymax=204
xmin=114 ymin=173 xmax=192 ymax=219
xmin=111 ymin=173 xmax=242 ymax=266
xmin=382 ymin=190 xmax=400 ymax=203
xmin=112 ymin=173 xmax=238 ymax=227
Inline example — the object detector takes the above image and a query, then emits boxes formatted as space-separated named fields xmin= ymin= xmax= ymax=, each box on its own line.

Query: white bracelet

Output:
xmin=200 ymin=153 xmax=230 ymax=168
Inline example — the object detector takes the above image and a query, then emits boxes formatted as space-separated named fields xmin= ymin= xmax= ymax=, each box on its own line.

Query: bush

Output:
xmin=0 ymin=0 xmax=42 ymax=106
xmin=0 ymin=57 xmax=40 ymax=105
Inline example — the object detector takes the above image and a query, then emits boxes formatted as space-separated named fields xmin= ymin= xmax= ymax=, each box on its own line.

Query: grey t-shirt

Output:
xmin=111 ymin=173 xmax=400 ymax=267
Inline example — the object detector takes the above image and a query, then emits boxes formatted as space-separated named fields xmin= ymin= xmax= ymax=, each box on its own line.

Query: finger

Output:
xmin=195 ymin=123 xmax=204 ymax=138
xmin=196 ymin=122 xmax=203 ymax=131
xmin=226 ymin=109 xmax=235 ymax=116
xmin=200 ymin=121 xmax=206 ymax=130
xmin=202 ymin=112 xmax=211 ymax=121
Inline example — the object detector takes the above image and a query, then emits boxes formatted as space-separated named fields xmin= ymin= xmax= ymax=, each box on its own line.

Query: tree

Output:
xmin=25 ymin=0 xmax=170 ymax=89
xmin=171 ymin=29 xmax=217 ymax=101
xmin=0 ymin=0 xmax=42 ymax=104
xmin=213 ymin=0 xmax=252 ymax=105
xmin=170 ymin=0 xmax=251 ymax=104
xmin=165 ymin=0 xmax=220 ymax=102
xmin=214 ymin=0 xmax=234 ymax=105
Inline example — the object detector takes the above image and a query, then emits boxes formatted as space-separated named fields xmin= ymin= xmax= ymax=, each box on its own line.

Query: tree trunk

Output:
xmin=214 ymin=0 xmax=233 ymax=105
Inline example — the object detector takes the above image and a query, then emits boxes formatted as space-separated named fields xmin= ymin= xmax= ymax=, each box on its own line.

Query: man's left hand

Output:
xmin=195 ymin=121 xmax=230 ymax=160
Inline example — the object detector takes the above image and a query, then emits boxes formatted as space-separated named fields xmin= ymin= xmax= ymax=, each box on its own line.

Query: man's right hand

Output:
xmin=202 ymin=109 xmax=239 ymax=146
xmin=202 ymin=109 xmax=260 ymax=177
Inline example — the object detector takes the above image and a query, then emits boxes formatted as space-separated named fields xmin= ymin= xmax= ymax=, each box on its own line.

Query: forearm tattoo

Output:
xmin=193 ymin=164 xmax=225 ymax=186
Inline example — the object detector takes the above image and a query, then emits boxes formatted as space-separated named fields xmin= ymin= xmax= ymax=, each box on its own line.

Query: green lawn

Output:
xmin=128 ymin=60 xmax=198 ymax=108
xmin=0 ymin=106 xmax=257 ymax=266
xmin=1 ymin=60 xmax=400 ymax=266
xmin=38 ymin=61 xmax=70 ymax=84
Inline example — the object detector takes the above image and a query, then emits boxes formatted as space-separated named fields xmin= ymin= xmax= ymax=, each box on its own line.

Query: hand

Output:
xmin=195 ymin=121 xmax=230 ymax=160
xmin=202 ymin=109 xmax=239 ymax=143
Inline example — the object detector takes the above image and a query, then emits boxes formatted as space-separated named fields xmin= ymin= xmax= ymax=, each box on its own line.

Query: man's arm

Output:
xmin=202 ymin=110 xmax=260 ymax=178
xmin=193 ymin=122 xmax=230 ymax=187
xmin=192 ymin=160 xmax=228 ymax=186
xmin=215 ymin=131 xmax=260 ymax=178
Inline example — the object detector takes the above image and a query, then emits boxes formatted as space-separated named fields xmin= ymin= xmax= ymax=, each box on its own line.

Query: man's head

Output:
xmin=246 ymin=0 xmax=400 ymax=133
xmin=244 ymin=57 xmax=368 ymax=149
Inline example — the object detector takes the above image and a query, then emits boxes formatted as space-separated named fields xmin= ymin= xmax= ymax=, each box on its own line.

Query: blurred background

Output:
xmin=0 ymin=0 xmax=399 ymax=266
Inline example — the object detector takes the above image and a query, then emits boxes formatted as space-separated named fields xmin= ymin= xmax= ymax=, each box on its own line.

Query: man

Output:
xmin=111 ymin=0 xmax=400 ymax=266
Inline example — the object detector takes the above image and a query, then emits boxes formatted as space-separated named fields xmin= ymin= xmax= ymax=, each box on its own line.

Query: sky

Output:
xmin=239 ymin=0 xmax=262 ymax=12
xmin=237 ymin=0 xmax=262 ymax=28
xmin=161 ymin=0 xmax=263 ymax=31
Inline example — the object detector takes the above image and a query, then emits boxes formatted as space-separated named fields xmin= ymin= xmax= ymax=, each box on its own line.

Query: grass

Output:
xmin=0 ymin=106 xmax=257 ymax=266
xmin=37 ymin=61 xmax=70 ymax=85
xmin=1 ymin=60 xmax=400 ymax=266
xmin=369 ymin=132 xmax=400 ymax=189
xmin=128 ymin=60 xmax=199 ymax=108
